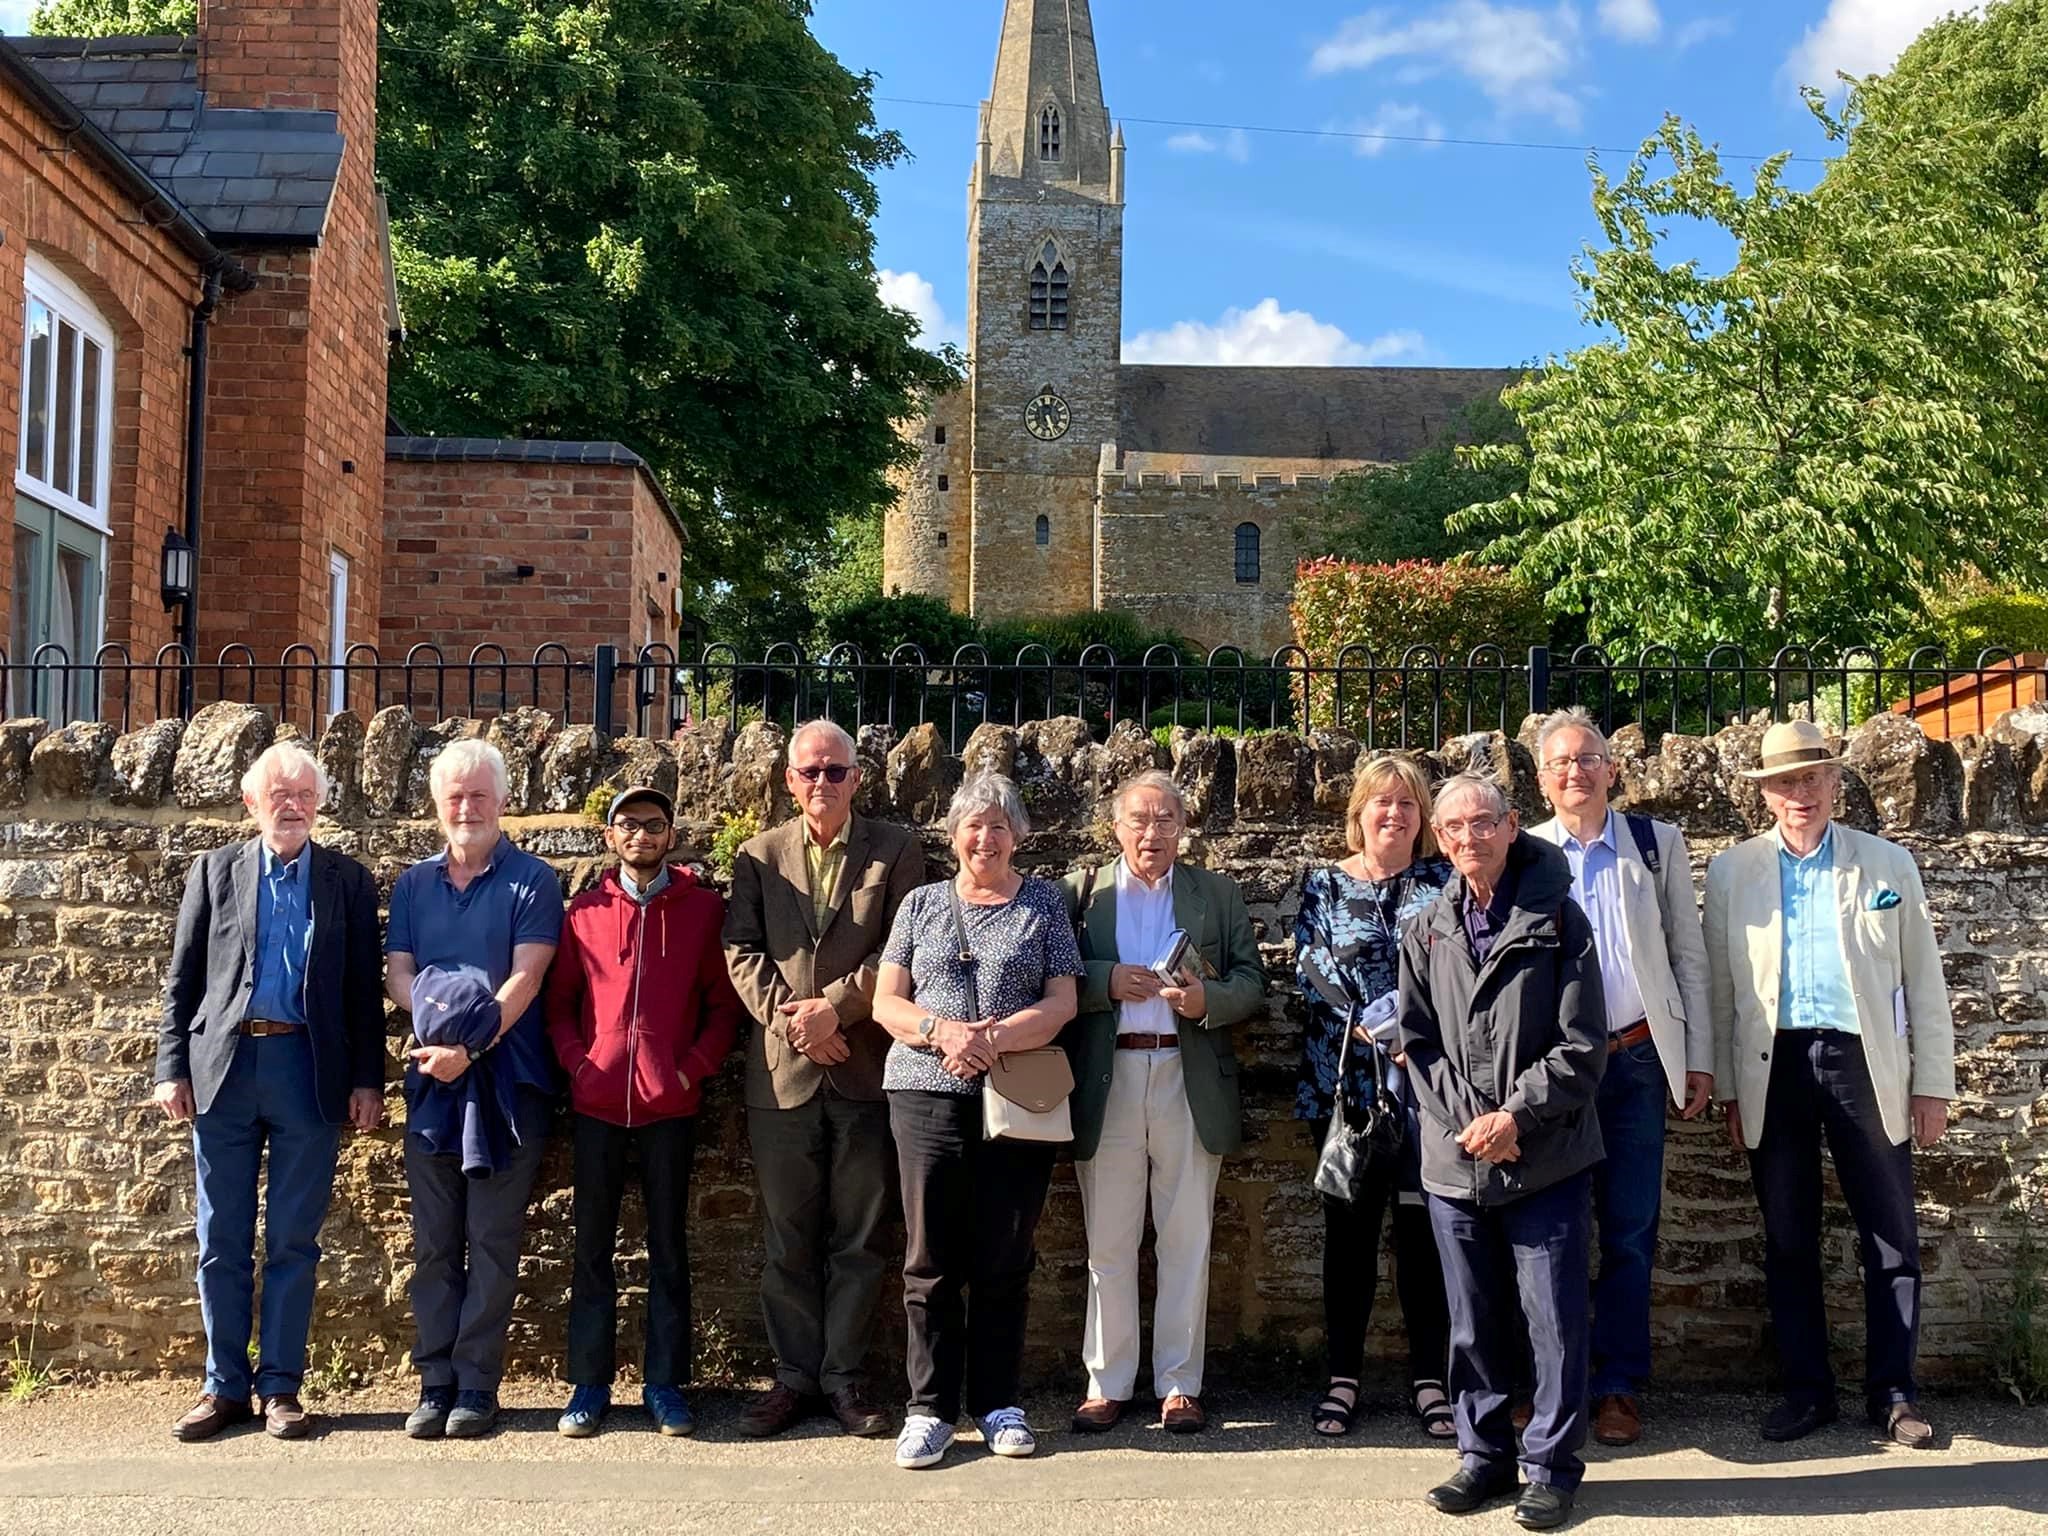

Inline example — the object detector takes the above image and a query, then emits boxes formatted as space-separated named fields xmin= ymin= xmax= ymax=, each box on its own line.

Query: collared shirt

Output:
xmin=1459 ymin=861 xmax=1519 ymax=965
xmin=247 ymin=840 xmax=313 ymax=1025
xmin=618 ymin=865 xmax=671 ymax=904
xmin=1559 ymin=811 xmax=1648 ymax=1033
xmin=1775 ymin=823 xmax=1860 ymax=1033
xmin=1113 ymin=857 xmax=1177 ymax=1037
xmin=804 ymin=820 xmax=850 ymax=929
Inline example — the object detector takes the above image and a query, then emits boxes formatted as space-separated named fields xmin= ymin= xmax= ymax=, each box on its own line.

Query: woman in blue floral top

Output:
xmin=1293 ymin=754 xmax=1456 ymax=1442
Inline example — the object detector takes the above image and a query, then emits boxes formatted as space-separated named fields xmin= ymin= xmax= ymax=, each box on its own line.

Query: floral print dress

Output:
xmin=1292 ymin=857 xmax=1455 ymax=1125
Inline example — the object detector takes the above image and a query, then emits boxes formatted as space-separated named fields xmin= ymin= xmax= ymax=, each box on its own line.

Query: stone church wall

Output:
xmin=882 ymin=387 xmax=970 ymax=608
xmin=1 ymin=703 xmax=2043 ymax=1390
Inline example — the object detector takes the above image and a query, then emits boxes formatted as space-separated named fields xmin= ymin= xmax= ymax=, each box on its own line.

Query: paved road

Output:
xmin=3 ymin=1383 xmax=2045 ymax=1535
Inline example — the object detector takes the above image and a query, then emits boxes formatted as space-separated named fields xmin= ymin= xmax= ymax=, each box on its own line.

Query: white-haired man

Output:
xmin=156 ymin=742 xmax=385 ymax=1441
xmin=723 ymin=719 xmax=924 ymax=1438
xmin=1527 ymin=707 xmax=1711 ymax=1447
xmin=386 ymin=739 xmax=562 ymax=1439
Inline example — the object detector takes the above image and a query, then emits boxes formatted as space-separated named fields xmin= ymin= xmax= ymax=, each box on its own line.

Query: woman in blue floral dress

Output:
xmin=1293 ymin=754 xmax=1456 ymax=1441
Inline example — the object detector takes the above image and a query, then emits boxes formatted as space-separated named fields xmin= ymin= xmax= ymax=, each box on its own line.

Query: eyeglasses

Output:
xmin=1120 ymin=814 xmax=1182 ymax=831
xmin=612 ymin=816 xmax=670 ymax=838
xmin=1542 ymin=753 xmax=1609 ymax=776
xmin=263 ymin=786 xmax=319 ymax=806
xmin=793 ymin=763 xmax=853 ymax=784
xmin=1435 ymin=814 xmax=1506 ymax=841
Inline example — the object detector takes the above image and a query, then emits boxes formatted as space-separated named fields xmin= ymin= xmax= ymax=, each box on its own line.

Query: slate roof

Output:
xmin=8 ymin=34 xmax=341 ymax=244
xmin=1116 ymin=365 xmax=1527 ymax=467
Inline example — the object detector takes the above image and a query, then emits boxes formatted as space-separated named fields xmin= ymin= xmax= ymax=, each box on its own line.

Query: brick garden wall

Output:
xmin=0 ymin=701 xmax=2043 ymax=1393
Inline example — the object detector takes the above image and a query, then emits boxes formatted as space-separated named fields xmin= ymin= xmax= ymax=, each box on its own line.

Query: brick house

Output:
xmin=1 ymin=2 xmax=684 ymax=725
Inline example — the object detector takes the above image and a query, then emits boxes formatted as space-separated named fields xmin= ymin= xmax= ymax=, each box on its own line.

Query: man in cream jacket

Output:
xmin=1703 ymin=720 xmax=1953 ymax=1450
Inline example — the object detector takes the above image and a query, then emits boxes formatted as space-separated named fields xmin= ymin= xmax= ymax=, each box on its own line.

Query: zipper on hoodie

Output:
xmin=621 ymin=879 xmax=650 ymax=1129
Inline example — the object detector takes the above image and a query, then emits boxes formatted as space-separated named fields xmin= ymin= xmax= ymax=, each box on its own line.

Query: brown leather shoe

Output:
xmin=173 ymin=1394 xmax=254 ymax=1442
xmin=827 ymin=1383 xmax=889 ymax=1438
xmin=261 ymin=1393 xmax=312 ymax=1440
xmin=1161 ymin=1393 xmax=1206 ymax=1434
xmin=738 ymin=1381 xmax=811 ymax=1438
xmin=1593 ymin=1392 xmax=1641 ymax=1446
xmin=1071 ymin=1396 xmax=1127 ymax=1433
xmin=1884 ymin=1401 xmax=1936 ymax=1449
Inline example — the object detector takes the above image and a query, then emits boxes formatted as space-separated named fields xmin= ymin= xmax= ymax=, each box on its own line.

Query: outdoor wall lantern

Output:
xmin=160 ymin=529 xmax=195 ymax=610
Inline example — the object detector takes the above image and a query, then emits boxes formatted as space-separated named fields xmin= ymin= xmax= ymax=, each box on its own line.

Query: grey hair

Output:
xmin=428 ymin=738 xmax=509 ymax=801
xmin=241 ymin=741 xmax=329 ymax=803
xmin=788 ymin=718 xmax=857 ymax=762
xmin=1113 ymin=768 xmax=1186 ymax=821
xmin=1432 ymin=772 xmax=1510 ymax=821
xmin=1535 ymin=705 xmax=1609 ymax=761
xmin=945 ymin=772 xmax=1030 ymax=839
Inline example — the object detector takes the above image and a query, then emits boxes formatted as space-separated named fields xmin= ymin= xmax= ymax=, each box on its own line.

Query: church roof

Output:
xmin=1115 ymin=365 xmax=1526 ymax=467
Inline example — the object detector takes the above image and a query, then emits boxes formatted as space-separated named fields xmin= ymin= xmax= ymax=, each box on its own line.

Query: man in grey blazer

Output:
xmin=154 ymin=742 xmax=385 ymax=1442
xmin=724 ymin=719 xmax=924 ymax=1439
xmin=1704 ymin=719 xmax=1953 ymax=1449
xmin=1528 ymin=707 xmax=1711 ymax=1447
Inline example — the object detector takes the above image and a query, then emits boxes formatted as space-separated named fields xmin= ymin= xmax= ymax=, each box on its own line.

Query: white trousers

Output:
xmin=1074 ymin=1046 xmax=1223 ymax=1401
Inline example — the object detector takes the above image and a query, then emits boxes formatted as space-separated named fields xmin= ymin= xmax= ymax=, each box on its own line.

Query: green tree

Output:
xmin=30 ymin=0 xmax=193 ymax=31
xmin=381 ymin=1 xmax=958 ymax=607
xmin=1458 ymin=4 xmax=2048 ymax=655
xmin=1309 ymin=394 xmax=1525 ymax=566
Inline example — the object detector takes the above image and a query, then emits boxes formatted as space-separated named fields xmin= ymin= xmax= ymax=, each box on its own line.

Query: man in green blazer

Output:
xmin=1060 ymin=770 xmax=1266 ymax=1436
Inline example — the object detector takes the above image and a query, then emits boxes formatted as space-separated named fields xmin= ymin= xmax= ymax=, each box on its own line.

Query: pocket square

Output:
xmin=1868 ymin=888 xmax=1902 ymax=910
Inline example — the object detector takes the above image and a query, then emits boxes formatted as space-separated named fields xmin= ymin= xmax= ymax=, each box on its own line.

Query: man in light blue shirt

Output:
xmin=1775 ymin=827 xmax=1860 ymax=1032
xmin=247 ymin=842 xmax=312 ymax=1028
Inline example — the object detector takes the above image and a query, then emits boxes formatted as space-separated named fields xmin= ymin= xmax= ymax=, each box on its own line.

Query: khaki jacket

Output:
xmin=1703 ymin=824 xmax=1955 ymax=1148
xmin=722 ymin=813 xmax=925 ymax=1109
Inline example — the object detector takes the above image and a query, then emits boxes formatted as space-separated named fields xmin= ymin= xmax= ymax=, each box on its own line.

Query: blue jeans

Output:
xmin=192 ymin=1031 xmax=342 ymax=1400
xmin=1429 ymin=1171 xmax=1593 ymax=1492
xmin=1590 ymin=1039 xmax=1667 ymax=1397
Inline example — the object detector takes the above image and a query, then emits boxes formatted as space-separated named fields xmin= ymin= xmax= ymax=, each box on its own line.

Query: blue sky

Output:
xmin=807 ymin=0 xmax=1973 ymax=368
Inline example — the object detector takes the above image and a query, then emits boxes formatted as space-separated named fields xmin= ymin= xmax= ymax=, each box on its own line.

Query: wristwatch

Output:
xmin=917 ymin=1014 xmax=937 ymax=1044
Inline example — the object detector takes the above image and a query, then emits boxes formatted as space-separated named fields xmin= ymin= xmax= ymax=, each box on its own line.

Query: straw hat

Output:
xmin=1742 ymin=719 xmax=1843 ymax=781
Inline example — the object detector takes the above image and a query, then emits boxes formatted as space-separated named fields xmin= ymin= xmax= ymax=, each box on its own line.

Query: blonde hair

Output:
xmin=1346 ymin=755 xmax=1437 ymax=860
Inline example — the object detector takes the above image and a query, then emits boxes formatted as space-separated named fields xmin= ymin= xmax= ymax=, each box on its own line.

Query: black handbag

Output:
xmin=1313 ymin=1006 xmax=1407 ymax=1203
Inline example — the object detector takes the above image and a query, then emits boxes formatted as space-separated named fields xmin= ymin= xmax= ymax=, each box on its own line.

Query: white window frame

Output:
xmin=327 ymin=550 xmax=350 ymax=716
xmin=17 ymin=254 xmax=116 ymax=536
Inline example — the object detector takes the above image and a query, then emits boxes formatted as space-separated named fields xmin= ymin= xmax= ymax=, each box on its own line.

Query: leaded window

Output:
xmin=1234 ymin=522 xmax=1261 ymax=584
xmin=1028 ymin=240 xmax=1070 ymax=332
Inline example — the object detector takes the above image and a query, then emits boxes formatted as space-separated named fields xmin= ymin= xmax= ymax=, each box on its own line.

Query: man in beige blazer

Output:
xmin=1703 ymin=719 xmax=1953 ymax=1450
xmin=723 ymin=720 xmax=924 ymax=1440
xmin=1529 ymin=707 xmax=1712 ymax=1448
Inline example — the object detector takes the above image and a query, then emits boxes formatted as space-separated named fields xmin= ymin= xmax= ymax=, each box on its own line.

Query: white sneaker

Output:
xmin=895 ymin=1413 xmax=955 ymax=1469
xmin=977 ymin=1405 xmax=1037 ymax=1458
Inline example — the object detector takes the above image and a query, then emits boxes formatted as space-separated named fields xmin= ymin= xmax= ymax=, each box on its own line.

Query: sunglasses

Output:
xmin=793 ymin=763 xmax=853 ymax=784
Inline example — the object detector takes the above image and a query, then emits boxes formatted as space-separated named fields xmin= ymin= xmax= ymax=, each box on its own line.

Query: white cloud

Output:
xmin=0 ymin=1 xmax=35 ymax=34
xmin=1124 ymin=299 xmax=1428 ymax=367
xmin=1673 ymin=15 xmax=1735 ymax=50
xmin=875 ymin=269 xmax=962 ymax=350
xmin=1785 ymin=0 xmax=1976 ymax=88
xmin=1342 ymin=102 xmax=1448 ymax=156
xmin=1596 ymin=0 xmax=1661 ymax=42
xmin=1166 ymin=128 xmax=1251 ymax=162
xmin=1310 ymin=3 xmax=1586 ymax=128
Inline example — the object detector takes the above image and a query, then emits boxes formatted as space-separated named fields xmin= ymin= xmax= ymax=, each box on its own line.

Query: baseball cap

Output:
xmin=606 ymin=785 xmax=675 ymax=823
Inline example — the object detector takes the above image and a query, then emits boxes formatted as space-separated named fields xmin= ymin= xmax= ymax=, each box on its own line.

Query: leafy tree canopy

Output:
xmin=1309 ymin=395 xmax=1525 ymax=567
xmin=30 ymin=0 xmax=193 ymax=31
xmin=1456 ymin=0 xmax=2048 ymax=656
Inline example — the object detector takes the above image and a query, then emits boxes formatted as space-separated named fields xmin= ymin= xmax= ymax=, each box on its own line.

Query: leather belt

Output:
xmin=1608 ymin=1020 xmax=1651 ymax=1054
xmin=1115 ymin=1033 xmax=1180 ymax=1051
xmin=239 ymin=1018 xmax=301 ymax=1037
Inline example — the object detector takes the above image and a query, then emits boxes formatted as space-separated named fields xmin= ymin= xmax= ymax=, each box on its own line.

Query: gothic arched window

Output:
xmin=1035 ymin=514 xmax=1050 ymax=547
xmin=1039 ymin=104 xmax=1062 ymax=161
xmin=1028 ymin=239 xmax=1070 ymax=331
xmin=1234 ymin=522 xmax=1261 ymax=584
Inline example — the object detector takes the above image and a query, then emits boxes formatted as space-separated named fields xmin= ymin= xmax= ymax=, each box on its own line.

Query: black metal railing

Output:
xmin=3 ymin=640 xmax=2041 ymax=753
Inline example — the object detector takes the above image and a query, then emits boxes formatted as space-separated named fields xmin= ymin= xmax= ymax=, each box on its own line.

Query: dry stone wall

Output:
xmin=2 ymin=700 xmax=2045 ymax=1391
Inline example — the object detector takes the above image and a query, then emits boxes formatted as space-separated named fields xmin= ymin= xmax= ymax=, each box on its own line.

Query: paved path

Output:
xmin=3 ymin=1383 xmax=2045 ymax=1535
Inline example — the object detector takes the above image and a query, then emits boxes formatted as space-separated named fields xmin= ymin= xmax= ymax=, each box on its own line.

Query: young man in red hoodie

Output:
xmin=545 ymin=786 xmax=741 ymax=1437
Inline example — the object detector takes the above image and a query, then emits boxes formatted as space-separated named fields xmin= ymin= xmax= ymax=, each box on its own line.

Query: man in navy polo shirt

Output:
xmin=386 ymin=739 xmax=563 ymax=1439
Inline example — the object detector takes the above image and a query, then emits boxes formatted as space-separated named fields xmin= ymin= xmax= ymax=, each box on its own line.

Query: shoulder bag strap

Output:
xmin=946 ymin=878 xmax=982 ymax=1022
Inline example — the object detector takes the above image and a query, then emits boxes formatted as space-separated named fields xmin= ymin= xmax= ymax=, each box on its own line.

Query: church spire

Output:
xmin=985 ymin=0 xmax=1115 ymax=192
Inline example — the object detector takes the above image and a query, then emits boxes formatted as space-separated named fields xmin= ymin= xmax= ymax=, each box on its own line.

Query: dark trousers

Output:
xmin=568 ymin=1112 xmax=696 ymax=1387
xmin=192 ymin=1031 xmax=341 ymax=1400
xmin=1429 ymin=1170 xmax=1593 ymax=1492
xmin=750 ymin=1088 xmax=895 ymax=1395
xmin=890 ymin=1089 xmax=1054 ymax=1422
xmin=1313 ymin=1116 xmax=1451 ymax=1386
xmin=1590 ymin=1039 xmax=1668 ymax=1396
xmin=1748 ymin=1030 xmax=1921 ymax=1412
xmin=405 ymin=1091 xmax=549 ymax=1394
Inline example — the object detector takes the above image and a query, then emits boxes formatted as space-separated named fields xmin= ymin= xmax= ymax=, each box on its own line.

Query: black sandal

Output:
xmin=1313 ymin=1377 xmax=1360 ymax=1437
xmin=1412 ymin=1379 xmax=1456 ymax=1440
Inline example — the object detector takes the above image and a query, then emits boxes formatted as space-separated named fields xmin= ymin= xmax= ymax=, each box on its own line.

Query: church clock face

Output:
xmin=1023 ymin=387 xmax=1072 ymax=442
